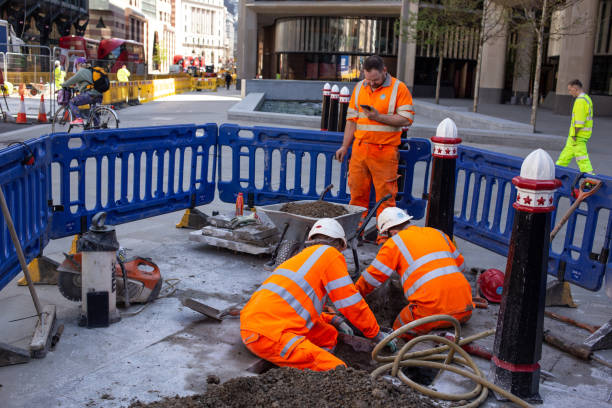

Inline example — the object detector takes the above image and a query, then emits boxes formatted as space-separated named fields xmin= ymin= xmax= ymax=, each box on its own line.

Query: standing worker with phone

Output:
xmin=335 ymin=55 xmax=414 ymax=243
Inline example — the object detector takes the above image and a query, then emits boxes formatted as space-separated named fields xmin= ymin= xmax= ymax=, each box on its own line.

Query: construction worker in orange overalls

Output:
xmin=335 ymin=55 xmax=414 ymax=243
xmin=240 ymin=218 xmax=397 ymax=371
xmin=355 ymin=207 xmax=473 ymax=339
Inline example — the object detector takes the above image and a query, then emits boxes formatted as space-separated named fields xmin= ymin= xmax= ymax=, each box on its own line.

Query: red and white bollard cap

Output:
xmin=330 ymin=84 xmax=340 ymax=99
xmin=512 ymin=149 xmax=562 ymax=213
xmin=323 ymin=83 xmax=331 ymax=96
xmin=431 ymin=118 xmax=461 ymax=158
xmin=339 ymin=86 xmax=350 ymax=103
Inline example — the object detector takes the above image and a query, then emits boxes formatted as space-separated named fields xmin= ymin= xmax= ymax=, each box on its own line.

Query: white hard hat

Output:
xmin=377 ymin=207 xmax=413 ymax=234
xmin=308 ymin=218 xmax=347 ymax=248
xmin=54 ymin=60 xmax=60 ymax=66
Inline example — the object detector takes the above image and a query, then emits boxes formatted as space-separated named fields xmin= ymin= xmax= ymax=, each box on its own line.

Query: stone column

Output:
xmin=553 ymin=0 xmax=599 ymax=115
xmin=492 ymin=149 xmax=561 ymax=402
xmin=426 ymin=118 xmax=461 ymax=238
xmin=396 ymin=0 xmax=419 ymax=91
xmin=237 ymin=1 xmax=257 ymax=85
xmin=479 ymin=1 xmax=508 ymax=104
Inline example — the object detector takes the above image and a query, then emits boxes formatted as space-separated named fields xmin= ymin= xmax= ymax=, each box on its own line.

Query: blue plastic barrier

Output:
xmin=217 ymin=124 xmax=431 ymax=219
xmin=49 ymin=124 xmax=217 ymax=239
xmin=0 ymin=137 xmax=52 ymax=291
xmin=454 ymin=145 xmax=612 ymax=292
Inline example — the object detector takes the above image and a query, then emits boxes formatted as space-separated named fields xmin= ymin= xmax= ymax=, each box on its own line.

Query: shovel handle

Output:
xmin=319 ymin=184 xmax=334 ymax=201
xmin=550 ymin=178 xmax=603 ymax=241
xmin=349 ymin=194 xmax=392 ymax=241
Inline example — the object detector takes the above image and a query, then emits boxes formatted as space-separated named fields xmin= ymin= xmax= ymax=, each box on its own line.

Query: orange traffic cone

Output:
xmin=16 ymin=94 xmax=27 ymax=124
xmin=37 ymin=94 xmax=47 ymax=123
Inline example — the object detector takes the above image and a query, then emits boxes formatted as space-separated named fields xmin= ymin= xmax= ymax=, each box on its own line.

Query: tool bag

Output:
xmin=88 ymin=67 xmax=110 ymax=93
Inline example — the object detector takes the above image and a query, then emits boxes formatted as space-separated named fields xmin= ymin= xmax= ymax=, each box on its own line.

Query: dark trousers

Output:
xmin=69 ymin=93 xmax=102 ymax=118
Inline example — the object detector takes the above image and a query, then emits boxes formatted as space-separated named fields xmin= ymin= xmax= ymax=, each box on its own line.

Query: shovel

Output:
xmin=182 ymin=298 xmax=241 ymax=322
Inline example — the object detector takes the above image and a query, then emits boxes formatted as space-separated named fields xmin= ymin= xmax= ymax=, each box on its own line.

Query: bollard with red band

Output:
xmin=327 ymin=84 xmax=340 ymax=132
xmin=337 ymin=86 xmax=350 ymax=133
xmin=320 ymin=83 xmax=331 ymax=131
xmin=426 ymin=118 xmax=461 ymax=238
xmin=492 ymin=149 xmax=562 ymax=402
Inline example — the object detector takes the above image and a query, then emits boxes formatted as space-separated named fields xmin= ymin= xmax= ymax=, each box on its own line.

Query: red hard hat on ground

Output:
xmin=478 ymin=269 xmax=505 ymax=303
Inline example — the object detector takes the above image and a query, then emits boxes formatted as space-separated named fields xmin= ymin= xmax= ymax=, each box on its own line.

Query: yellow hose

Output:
xmin=370 ymin=314 xmax=533 ymax=408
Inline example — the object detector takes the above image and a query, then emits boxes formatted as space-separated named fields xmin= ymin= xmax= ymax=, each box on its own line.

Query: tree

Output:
xmin=399 ymin=0 xmax=481 ymax=104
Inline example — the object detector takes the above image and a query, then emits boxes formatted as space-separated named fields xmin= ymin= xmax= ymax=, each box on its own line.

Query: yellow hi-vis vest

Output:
xmin=570 ymin=93 xmax=593 ymax=139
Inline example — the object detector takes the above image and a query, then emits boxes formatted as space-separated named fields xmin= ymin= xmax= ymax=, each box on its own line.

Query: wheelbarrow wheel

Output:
xmin=275 ymin=240 xmax=300 ymax=266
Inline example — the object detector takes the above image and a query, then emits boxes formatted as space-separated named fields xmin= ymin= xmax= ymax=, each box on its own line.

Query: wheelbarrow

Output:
xmin=258 ymin=194 xmax=392 ymax=276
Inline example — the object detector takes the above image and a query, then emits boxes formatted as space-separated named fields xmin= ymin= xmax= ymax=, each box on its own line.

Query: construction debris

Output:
xmin=128 ymin=367 xmax=438 ymax=408
xmin=280 ymin=200 xmax=348 ymax=218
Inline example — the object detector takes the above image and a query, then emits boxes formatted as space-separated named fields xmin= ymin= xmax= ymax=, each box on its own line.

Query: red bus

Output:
xmin=59 ymin=35 xmax=100 ymax=60
xmin=98 ymin=38 xmax=146 ymax=74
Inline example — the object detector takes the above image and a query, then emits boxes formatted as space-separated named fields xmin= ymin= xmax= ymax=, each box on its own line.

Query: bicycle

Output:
xmin=54 ymin=88 xmax=119 ymax=133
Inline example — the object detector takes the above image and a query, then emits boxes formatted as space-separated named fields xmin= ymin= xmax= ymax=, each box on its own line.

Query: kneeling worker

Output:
xmin=240 ymin=218 xmax=395 ymax=371
xmin=355 ymin=207 xmax=473 ymax=338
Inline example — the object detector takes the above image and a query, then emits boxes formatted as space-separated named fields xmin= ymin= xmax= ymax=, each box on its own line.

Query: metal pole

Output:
xmin=0 ymin=184 xmax=43 ymax=316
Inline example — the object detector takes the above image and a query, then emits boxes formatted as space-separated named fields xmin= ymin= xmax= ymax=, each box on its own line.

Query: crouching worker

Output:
xmin=240 ymin=218 xmax=396 ymax=371
xmin=355 ymin=207 xmax=473 ymax=339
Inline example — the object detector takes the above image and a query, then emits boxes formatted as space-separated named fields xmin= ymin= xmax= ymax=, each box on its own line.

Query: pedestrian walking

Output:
xmin=224 ymin=71 xmax=232 ymax=90
xmin=117 ymin=64 xmax=131 ymax=83
xmin=556 ymin=79 xmax=595 ymax=174
xmin=334 ymin=55 xmax=415 ymax=243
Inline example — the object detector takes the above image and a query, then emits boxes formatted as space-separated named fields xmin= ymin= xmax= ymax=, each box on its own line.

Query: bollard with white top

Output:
xmin=492 ymin=149 xmax=561 ymax=402
xmin=337 ymin=86 xmax=350 ymax=133
xmin=426 ymin=118 xmax=461 ymax=238
xmin=320 ymin=83 xmax=331 ymax=131
xmin=327 ymin=84 xmax=340 ymax=132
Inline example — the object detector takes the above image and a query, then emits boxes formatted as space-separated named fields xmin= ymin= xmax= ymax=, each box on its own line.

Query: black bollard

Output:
xmin=425 ymin=118 xmax=461 ymax=238
xmin=328 ymin=84 xmax=340 ymax=132
xmin=492 ymin=149 xmax=561 ymax=402
xmin=337 ymin=86 xmax=350 ymax=133
xmin=320 ymin=83 xmax=331 ymax=131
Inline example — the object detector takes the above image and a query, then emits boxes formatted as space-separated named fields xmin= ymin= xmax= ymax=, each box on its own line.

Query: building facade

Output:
xmin=142 ymin=0 xmax=176 ymax=73
xmin=178 ymin=0 xmax=227 ymax=70
xmin=238 ymin=0 xmax=612 ymax=115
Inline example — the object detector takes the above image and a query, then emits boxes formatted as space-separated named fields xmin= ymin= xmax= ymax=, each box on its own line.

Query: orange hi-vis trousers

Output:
xmin=393 ymin=303 xmax=473 ymax=339
xmin=241 ymin=318 xmax=345 ymax=371
xmin=348 ymin=140 xmax=399 ymax=217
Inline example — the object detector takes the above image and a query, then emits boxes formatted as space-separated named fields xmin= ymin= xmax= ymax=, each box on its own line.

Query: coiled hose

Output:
xmin=370 ymin=315 xmax=533 ymax=408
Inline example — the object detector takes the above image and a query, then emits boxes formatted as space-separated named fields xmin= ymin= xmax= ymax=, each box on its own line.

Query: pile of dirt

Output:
xmin=129 ymin=366 xmax=438 ymax=408
xmin=279 ymin=201 xmax=348 ymax=218
xmin=365 ymin=279 xmax=407 ymax=328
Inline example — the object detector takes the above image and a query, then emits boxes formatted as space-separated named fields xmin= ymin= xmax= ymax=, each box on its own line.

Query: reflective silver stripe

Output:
xmin=398 ymin=111 xmax=414 ymax=121
xmin=280 ymin=335 xmax=303 ymax=358
xmin=276 ymin=268 xmax=324 ymax=314
xmin=362 ymin=270 xmax=382 ymax=287
xmin=403 ymin=251 xmax=455 ymax=281
xmin=353 ymin=80 xmax=363 ymax=110
xmin=404 ymin=265 xmax=460 ymax=297
xmin=392 ymin=234 xmax=414 ymax=263
xmin=371 ymin=259 xmax=394 ymax=277
xmin=324 ymin=275 xmax=354 ymax=293
xmin=347 ymin=113 xmax=358 ymax=119
xmin=574 ymin=120 xmax=585 ymax=125
xmin=578 ymin=127 xmax=592 ymax=132
xmin=333 ymin=292 xmax=363 ymax=309
xmin=398 ymin=313 xmax=406 ymax=326
xmin=297 ymin=245 xmax=329 ymax=274
xmin=387 ymin=78 xmax=401 ymax=115
xmin=257 ymin=283 xmax=315 ymax=328
xmin=356 ymin=123 xmax=401 ymax=132
xmin=358 ymin=112 xmax=369 ymax=118
xmin=576 ymin=155 xmax=589 ymax=161
xmin=438 ymin=230 xmax=452 ymax=247
xmin=397 ymin=105 xmax=413 ymax=111
xmin=348 ymin=108 xmax=357 ymax=114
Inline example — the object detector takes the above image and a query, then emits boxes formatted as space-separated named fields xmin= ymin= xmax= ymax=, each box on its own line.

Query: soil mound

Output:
xmin=129 ymin=366 xmax=437 ymax=408
xmin=279 ymin=201 xmax=348 ymax=218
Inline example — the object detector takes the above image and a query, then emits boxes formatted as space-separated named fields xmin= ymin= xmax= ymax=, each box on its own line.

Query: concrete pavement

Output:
xmin=0 ymin=90 xmax=611 ymax=407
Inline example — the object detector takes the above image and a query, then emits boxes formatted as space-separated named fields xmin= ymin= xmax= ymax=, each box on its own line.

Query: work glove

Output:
xmin=373 ymin=329 xmax=398 ymax=353
xmin=331 ymin=315 xmax=354 ymax=336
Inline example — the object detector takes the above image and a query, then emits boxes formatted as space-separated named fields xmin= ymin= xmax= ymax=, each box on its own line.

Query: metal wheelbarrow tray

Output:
xmin=258 ymin=200 xmax=366 ymax=268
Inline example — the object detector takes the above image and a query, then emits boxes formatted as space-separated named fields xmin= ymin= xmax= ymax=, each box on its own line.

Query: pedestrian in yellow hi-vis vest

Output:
xmin=556 ymin=79 xmax=594 ymax=174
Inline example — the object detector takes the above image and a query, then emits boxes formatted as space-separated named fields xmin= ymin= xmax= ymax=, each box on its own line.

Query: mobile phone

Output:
xmin=360 ymin=104 xmax=373 ymax=111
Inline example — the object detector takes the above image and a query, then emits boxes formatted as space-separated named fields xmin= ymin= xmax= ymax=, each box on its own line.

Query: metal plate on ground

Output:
xmin=189 ymin=231 xmax=275 ymax=255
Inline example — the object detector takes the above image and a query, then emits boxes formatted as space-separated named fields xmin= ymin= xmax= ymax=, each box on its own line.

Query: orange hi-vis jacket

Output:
xmin=346 ymin=74 xmax=414 ymax=146
xmin=241 ymin=244 xmax=380 ymax=357
xmin=356 ymin=226 xmax=473 ymax=315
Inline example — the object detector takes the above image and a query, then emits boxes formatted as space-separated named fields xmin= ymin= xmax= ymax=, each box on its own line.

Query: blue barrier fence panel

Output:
xmin=49 ymin=124 xmax=217 ymax=239
xmin=454 ymin=145 xmax=612 ymax=292
xmin=217 ymin=125 xmax=431 ymax=219
xmin=0 ymin=137 xmax=52 ymax=291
